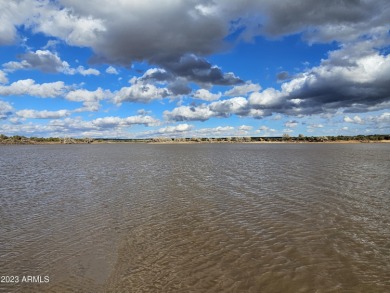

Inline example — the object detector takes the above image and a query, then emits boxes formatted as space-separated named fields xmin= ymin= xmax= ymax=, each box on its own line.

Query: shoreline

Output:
xmin=1 ymin=134 xmax=389 ymax=145
xmin=1 ymin=140 xmax=389 ymax=145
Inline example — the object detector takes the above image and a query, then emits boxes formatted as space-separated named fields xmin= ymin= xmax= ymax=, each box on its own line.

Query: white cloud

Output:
xmin=92 ymin=115 xmax=159 ymax=128
xmin=3 ymin=50 xmax=71 ymax=73
xmin=224 ymin=82 xmax=261 ymax=96
xmin=137 ymin=109 xmax=152 ymax=116
xmin=194 ymin=126 xmax=235 ymax=137
xmin=113 ymin=82 xmax=169 ymax=104
xmin=0 ymin=79 xmax=66 ymax=98
xmin=308 ymin=124 xmax=324 ymax=128
xmin=27 ymin=2 xmax=106 ymax=48
xmin=136 ymin=124 xmax=237 ymax=138
xmin=163 ymin=104 xmax=214 ymax=122
xmin=76 ymin=66 xmax=100 ymax=76
xmin=257 ymin=125 xmax=277 ymax=136
xmin=0 ymin=100 xmax=13 ymax=119
xmin=210 ymin=97 xmax=249 ymax=116
xmin=66 ymin=88 xmax=111 ymax=112
xmin=344 ymin=115 xmax=364 ymax=124
xmin=66 ymin=88 xmax=108 ymax=102
xmin=0 ymin=1 xmax=37 ymax=45
xmin=16 ymin=109 xmax=71 ymax=119
xmin=165 ymin=96 xmax=251 ymax=122
xmin=157 ymin=123 xmax=193 ymax=134
xmin=10 ymin=0 xmax=386 ymax=65
xmin=3 ymin=50 xmax=100 ymax=75
xmin=238 ymin=125 xmax=253 ymax=131
xmin=247 ymin=109 xmax=267 ymax=119
xmin=284 ymin=120 xmax=299 ymax=128
xmin=272 ymin=114 xmax=282 ymax=120
xmin=249 ymin=88 xmax=285 ymax=107
xmin=372 ymin=112 xmax=390 ymax=124
xmin=193 ymin=89 xmax=221 ymax=101
xmin=0 ymin=70 xmax=8 ymax=84
xmin=42 ymin=39 xmax=60 ymax=50
xmin=47 ymin=115 xmax=159 ymax=133
xmin=106 ymin=66 xmax=119 ymax=75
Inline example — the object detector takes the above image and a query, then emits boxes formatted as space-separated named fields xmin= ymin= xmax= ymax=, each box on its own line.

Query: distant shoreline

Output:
xmin=147 ymin=140 xmax=390 ymax=144
xmin=1 ymin=134 xmax=389 ymax=145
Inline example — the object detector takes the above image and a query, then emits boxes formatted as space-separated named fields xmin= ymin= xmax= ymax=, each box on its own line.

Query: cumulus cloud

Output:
xmin=92 ymin=115 xmax=159 ymax=128
xmin=16 ymin=109 xmax=71 ymax=119
xmin=106 ymin=66 xmax=119 ymax=75
xmin=224 ymin=82 xmax=261 ymax=96
xmin=246 ymin=46 xmax=390 ymax=117
xmin=256 ymin=125 xmax=277 ymax=136
xmin=249 ymin=88 xmax=287 ymax=108
xmin=242 ymin=0 xmax=390 ymax=44
xmin=238 ymin=125 xmax=253 ymax=131
xmin=284 ymin=120 xmax=299 ymax=128
xmin=164 ymin=97 xmax=252 ymax=122
xmin=308 ymin=124 xmax=324 ymax=129
xmin=193 ymin=89 xmax=222 ymax=101
xmin=0 ymin=70 xmax=8 ymax=84
xmin=3 ymin=0 xmax=389 ymax=103
xmin=369 ymin=112 xmax=390 ymax=124
xmin=3 ymin=50 xmax=100 ymax=75
xmin=0 ymin=116 xmax=159 ymax=137
xmin=2 ymin=0 xmax=390 ymax=136
xmin=26 ymin=1 xmax=106 ymax=48
xmin=48 ymin=115 xmax=159 ymax=134
xmin=113 ymin=83 xmax=169 ymax=104
xmin=344 ymin=115 xmax=364 ymax=124
xmin=194 ymin=125 xmax=235 ymax=137
xmin=164 ymin=104 xmax=214 ymax=122
xmin=160 ymin=54 xmax=242 ymax=86
xmin=157 ymin=123 xmax=193 ymax=134
xmin=76 ymin=66 xmax=100 ymax=76
xmin=3 ymin=50 xmax=70 ymax=73
xmin=55 ymin=0 xmax=227 ymax=64
xmin=290 ymin=51 xmax=390 ymax=114
xmin=4 ymin=1 xmax=245 ymax=85
xmin=139 ymin=68 xmax=173 ymax=83
xmin=167 ymin=77 xmax=192 ymax=96
xmin=0 ymin=1 xmax=37 ymax=45
xmin=24 ymin=0 xmax=387 ymax=61
xmin=209 ymin=97 xmax=249 ymax=117
xmin=0 ymin=79 xmax=66 ymax=98
xmin=136 ymin=124 xmax=237 ymax=138
xmin=0 ymin=100 xmax=13 ymax=119
xmin=66 ymin=88 xmax=110 ymax=112
xmin=163 ymin=43 xmax=390 ymax=122
xmin=3 ymin=0 xmax=390 ymax=63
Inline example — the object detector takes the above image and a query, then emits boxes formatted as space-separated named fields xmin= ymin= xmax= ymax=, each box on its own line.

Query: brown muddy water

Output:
xmin=0 ymin=143 xmax=389 ymax=292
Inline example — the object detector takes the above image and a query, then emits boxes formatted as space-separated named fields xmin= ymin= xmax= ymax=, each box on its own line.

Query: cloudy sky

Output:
xmin=0 ymin=0 xmax=389 ymax=138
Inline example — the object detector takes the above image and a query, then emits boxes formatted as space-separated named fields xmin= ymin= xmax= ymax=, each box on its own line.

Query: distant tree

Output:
xmin=282 ymin=133 xmax=291 ymax=141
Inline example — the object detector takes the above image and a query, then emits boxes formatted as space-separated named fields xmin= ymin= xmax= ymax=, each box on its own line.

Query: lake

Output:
xmin=1 ymin=143 xmax=389 ymax=292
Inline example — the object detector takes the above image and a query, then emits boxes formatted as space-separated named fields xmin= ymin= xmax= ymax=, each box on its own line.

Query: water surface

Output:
xmin=1 ymin=143 xmax=389 ymax=292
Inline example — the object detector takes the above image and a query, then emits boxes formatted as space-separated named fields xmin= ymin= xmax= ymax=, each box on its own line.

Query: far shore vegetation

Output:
xmin=0 ymin=133 xmax=389 ymax=145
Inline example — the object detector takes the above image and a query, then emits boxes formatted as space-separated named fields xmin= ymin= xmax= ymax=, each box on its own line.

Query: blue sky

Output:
xmin=0 ymin=0 xmax=389 ymax=138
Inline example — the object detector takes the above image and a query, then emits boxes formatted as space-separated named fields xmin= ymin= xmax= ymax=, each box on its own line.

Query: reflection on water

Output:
xmin=1 ymin=143 xmax=389 ymax=292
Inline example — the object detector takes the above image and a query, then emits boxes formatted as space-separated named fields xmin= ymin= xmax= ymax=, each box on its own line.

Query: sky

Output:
xmin=0 ymin=0 xmax=389 ymax=138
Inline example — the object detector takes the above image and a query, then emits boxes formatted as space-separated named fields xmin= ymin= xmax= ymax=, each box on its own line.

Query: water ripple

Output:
xmin=1 ymin=143 xmax=389 ymax=292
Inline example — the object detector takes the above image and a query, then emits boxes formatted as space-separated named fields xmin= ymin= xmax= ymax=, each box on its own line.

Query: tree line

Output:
xmin=1 ymin=134 xmax=389 ymax=144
